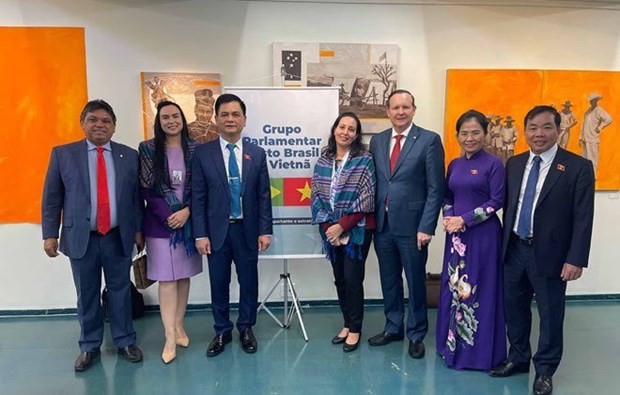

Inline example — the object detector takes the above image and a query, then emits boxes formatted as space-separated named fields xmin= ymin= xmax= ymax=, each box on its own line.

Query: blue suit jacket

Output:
xmin=369 ymin=124 xmax=445 ymax=236
xmin=502 ymin=147 xmax=595 ymax=277
xmin=41 ymin=139 xmax=143 ymax=259
xmin=191 ymin=139 xmax=273 ymax=251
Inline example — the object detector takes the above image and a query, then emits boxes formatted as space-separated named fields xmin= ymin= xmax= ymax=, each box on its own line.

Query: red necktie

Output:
xmin=390 ymin=134 xmax=403 ymax=174
xmin=96 ymin=147 xmax=111 ymax=235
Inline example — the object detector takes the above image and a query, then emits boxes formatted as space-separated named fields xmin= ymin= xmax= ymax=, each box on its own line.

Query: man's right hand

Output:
xmin=195 ymin=238 xmax=211 ymax=255
xmin=43 ymin=238 xmax=59 ymax=258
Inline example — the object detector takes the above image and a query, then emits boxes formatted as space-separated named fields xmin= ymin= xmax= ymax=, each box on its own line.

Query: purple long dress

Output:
xmin=146 ymin=147 xmax=202 ymax=281
xmin=435 ymin=149 xmax=507 ymax=370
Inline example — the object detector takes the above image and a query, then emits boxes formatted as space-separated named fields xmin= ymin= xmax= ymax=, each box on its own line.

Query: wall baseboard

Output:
xmin=2 ymin=295 xmax=619 ymax=317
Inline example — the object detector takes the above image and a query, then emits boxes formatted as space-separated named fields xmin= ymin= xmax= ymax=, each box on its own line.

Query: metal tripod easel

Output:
xmin=257 ymin=255 xmax=321 ymax=342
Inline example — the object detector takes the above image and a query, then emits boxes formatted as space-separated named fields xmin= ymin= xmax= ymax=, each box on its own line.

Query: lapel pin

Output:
xmin=470 ymin=169 xmax=478 ymax=175
xmin=120 ymin=154 xmax=123 ymax=158
xmin=557 ymin=164 xmax=565 ymax=171
xmin=244 ymin=154 xmax=251 ymax=160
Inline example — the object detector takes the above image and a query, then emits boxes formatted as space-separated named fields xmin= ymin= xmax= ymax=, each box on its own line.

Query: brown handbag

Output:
xmin=132 ymin=250 xmax=155 ymax=290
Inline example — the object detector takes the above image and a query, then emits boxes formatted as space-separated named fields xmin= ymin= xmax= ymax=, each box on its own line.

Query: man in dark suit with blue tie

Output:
xmin=42 ymin=100 xmax=145 ymax=371
xmin=368 ymin=90 xmax=445 ymax=358
xmin=192 ymin=93 xmax=273 ymax=357
xmin=489 ymin=106 xmax=595 ymax=395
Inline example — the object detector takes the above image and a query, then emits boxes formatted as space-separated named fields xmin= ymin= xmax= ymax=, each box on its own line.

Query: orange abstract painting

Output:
xmin=445 ymin=69 xmax=620 ymax=190
xmin=0 ymin=27 xmax=88 ymax=223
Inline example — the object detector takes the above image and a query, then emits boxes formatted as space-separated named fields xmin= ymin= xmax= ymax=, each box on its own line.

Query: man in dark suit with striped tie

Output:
xmin=489 ymin=105 xmax=595 ymax=395
xmin=192 ymin=93 xmax=273 ymax=357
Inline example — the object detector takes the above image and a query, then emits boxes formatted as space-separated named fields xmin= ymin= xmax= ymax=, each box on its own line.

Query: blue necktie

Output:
xmin=227 ymin=144 xmax=241 ymax=218
xmin=516 ymin=156 xmax=542 ymax=238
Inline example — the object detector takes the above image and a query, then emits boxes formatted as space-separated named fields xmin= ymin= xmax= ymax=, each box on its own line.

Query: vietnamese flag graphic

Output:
xmin=270 ymin=178 xmax=312 ymax=206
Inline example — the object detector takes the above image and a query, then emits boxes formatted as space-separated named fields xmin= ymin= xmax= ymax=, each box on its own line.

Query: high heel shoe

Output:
xmin=332 ymin=328 xmax=349 ymax=345
xmin=176 ymin=336 xmax=190 ymax=348
xmin=162 ymin=347 xmax=176 ymax=364
xmin=343 ymin=333 xmax=361 ymax=353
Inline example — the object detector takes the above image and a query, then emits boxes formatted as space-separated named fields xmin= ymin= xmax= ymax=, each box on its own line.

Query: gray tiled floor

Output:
xmin=1 ymin=302 xmax=617 ymax=394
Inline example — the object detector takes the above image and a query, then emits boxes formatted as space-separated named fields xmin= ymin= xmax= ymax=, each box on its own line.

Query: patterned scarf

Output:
xmin=139 ymin=139 xmax=197 ymax=256
xmin=311 ymin=151 xmax=375 ymax=260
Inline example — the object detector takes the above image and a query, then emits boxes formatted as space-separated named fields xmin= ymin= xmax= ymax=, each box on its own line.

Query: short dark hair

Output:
xmin=386 ymin=89 xmax=415 ymax=108
xmin=456 ymin=109 xmax=489 ymax=135
xmin=321 ymin=112 xmax=366 ymax=158
xmin=215 ymin=93 xmax=246 ymax=116
xmin=80 ymin=99 xmax=117 ymax=125
xmin=524 ymin=105 xmax=561 ymax=128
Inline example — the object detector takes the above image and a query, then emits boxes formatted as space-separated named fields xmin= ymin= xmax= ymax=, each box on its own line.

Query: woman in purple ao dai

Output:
xmin=436 ymin=109 xmax=507 ymax=370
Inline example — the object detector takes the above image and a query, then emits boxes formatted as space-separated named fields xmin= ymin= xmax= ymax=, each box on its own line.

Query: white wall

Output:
xmin=1 ymin=0 xmax=619 ymax=310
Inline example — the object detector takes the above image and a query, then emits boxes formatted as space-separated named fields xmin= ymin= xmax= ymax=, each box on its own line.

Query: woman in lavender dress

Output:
xmin=139 ymin=101 xmax=202 ymax=364
xmin=436 ymin=109 xmax=507 ymax=370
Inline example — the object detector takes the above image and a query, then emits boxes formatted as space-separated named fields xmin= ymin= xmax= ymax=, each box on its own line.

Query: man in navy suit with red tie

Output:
xmin=368 ymin=90 xmax=445 ymax=359
xmin=192 ymin=93 xmax=273 ymax=357
xmin=489 ymin=106 xmax=595 ymax=395
xmin=42 ymin=100 xmax=144 ymax=371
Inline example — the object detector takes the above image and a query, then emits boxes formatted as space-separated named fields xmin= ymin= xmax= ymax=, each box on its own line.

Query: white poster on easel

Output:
xmin=224 ymin=87 xmax=339 ymax=257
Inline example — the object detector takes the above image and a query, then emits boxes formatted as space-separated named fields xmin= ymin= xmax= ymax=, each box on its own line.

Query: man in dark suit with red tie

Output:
xmin=489 ymin=105 xmax=595 ymax=395
xmin=368 ymin=90 xmax=445 ymax=358
xmin=192 ymin=93 xmax=273 ymax=357
xmin=42 ymin=100 xmax=145 ymax=371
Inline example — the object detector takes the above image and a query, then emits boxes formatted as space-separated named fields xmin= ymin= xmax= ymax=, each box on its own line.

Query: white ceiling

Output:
xmin=242 ymin=0 xmax=620 ymax=9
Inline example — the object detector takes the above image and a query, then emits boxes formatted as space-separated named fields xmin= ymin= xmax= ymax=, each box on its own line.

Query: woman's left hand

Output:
xmin=325 ymin=223 xmax=344 ymax=244
xmin=167 ymin=207 xmax=190 ymax=229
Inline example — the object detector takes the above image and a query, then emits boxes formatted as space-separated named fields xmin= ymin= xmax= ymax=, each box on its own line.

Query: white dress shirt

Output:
xmin=389 ymin=123 xmax=413 ymax=154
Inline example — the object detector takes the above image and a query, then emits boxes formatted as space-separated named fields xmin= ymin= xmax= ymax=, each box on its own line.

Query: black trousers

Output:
xmin=504 ymin=234 xmax=567 ymax=376
xmin=331 ymin=230 xmax=373 ymax=333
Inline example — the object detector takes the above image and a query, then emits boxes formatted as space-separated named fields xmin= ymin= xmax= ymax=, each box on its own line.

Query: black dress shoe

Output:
xmin=533 ymin=374 xmax=553 ymax=395
xmin=488 ymin=360 xmax=530 ymax=377
xmin=74 ymin=350 xmax=100 ymax=372
xmin=331 ymin=334 xmax=347 ymax=345
xmin=343 ymin=333 xmax=361 ymax=353
xmin=240 ymin=328 xmax=258 ymax=354
xmin=368 ymin=331 xmax=404 ymax=346
xmin=408 ymin=340 xmax=425 ymax=359
xmin=206 ymin=333 xmax=232 ymax=357
xmin=118 ymin=344 xmax=143 ymax=363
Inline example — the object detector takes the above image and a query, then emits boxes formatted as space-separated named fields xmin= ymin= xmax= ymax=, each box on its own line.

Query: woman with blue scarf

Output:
xmin=311 ymin=112 xmax=376 ymax=352
xmin=139 ymin=101 xmax=202 ymax=364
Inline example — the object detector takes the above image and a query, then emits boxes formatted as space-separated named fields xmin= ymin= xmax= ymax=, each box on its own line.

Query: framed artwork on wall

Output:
xmin=140 ymin=72 xmax=221 ymax=141
xmin=273 ymin=42 xmax=399 ymax=133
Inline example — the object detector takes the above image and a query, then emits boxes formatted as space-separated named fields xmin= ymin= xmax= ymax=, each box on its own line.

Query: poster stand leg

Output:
xmin=257 ymin=258 xmax=308 ymax=341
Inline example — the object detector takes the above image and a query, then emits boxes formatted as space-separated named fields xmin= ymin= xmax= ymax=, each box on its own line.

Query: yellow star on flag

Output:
xmin=297 ymin=181 xmax=312 ymax=202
